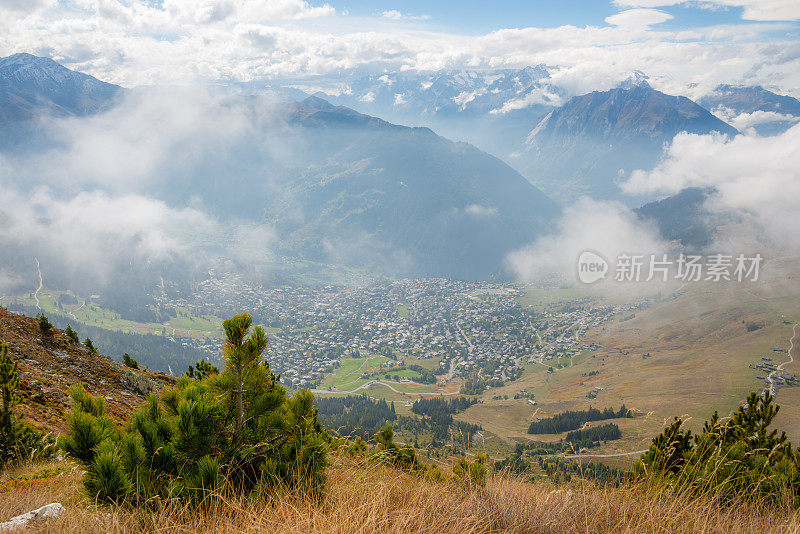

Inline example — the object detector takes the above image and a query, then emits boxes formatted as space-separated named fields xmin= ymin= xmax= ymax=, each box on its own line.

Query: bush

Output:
xmin=84 ymin=338 xmax=97 ymax=353
xmin=65 ymin=324 xmax=80 ymax=344
xmin=36 ymin=314 xmax=52 ymax=337
xmin=185 ymin=358 xmax=218 ymax=380
xmin=61 ymin=313 xmax=328 ymax=505
xmin=0 ymin=344 xmax=56 ymax=466
xmin=452 ymin=453 xmax=486 ymax=489
xmin=635 ymin=391 xmax=800 ymax=507
xmin=122 ymin=353 xmax=139 ymax=370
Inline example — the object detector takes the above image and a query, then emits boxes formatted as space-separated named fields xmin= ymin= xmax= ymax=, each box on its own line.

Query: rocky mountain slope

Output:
xmin=519 ymin=81 xmax=739 ymax=205
xmin=699 ymin=84 xmax=800 ymax=136
xmin=0 ymin=53 xmax=121 ymax=122
xmin=0 ymin=307 xmax=173 ymax=433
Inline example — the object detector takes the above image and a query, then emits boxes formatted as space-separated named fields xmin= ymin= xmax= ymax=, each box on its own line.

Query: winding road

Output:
xmin=767 ymin=323 xmax=798 ymax=397
xmin=33 ymin=258 xmax=43 ymax=309
xmin=312 ymin=379 xmax=461 ymax=397
xmin=563 ymin=449 xmax=648 ymax=459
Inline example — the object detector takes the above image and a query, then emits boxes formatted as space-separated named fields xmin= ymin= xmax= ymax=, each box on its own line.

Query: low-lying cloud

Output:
xmin=622 ymin=124 xmax=800 ymax=251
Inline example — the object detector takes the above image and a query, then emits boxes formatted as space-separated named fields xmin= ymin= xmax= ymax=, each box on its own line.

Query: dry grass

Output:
xmin=0 ymin=456 xmax=797 ymax=533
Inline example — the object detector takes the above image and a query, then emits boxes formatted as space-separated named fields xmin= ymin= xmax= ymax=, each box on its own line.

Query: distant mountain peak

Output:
xmin=0 ymin=52 xmax=121 ymax=122
xmin=618 ymin=71 xmax=651 ymax=90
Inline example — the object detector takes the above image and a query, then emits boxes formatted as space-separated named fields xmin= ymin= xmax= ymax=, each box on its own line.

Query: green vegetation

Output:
xmin=122 ymin=353 xmax=139 ymax=370
xmin=316 ymin=395 xmax=396 ymax=442
xmin=59 ymin=313 xmax=328 ymax=504
xmin=528 ymin=405 xmax=632 ymax=434
xmin=0 ymin=343 xmax=55 ymax=467
xmin=186 ymin=358 xmax=219 ymax=380
xmin=65 ymin=323 xmax=80 ymax=344
xmin=564 ymin=422 xmax=622 ymax=448
xmin=36 ymin=314 xmax=52 ymax=338
xmin=636 ymin=391 xmax=800 ymax=507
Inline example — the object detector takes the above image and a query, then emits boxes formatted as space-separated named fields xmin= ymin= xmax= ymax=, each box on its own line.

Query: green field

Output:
xmin=15 ymin=290 xmax=225 ymax=339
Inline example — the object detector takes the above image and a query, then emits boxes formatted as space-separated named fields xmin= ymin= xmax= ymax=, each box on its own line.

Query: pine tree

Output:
xmin=65 ymin=324 xmax=80 ymax=344
xmin=122 ymin=353 xmax=139 ymax=370
xmin=62 ymin=313 xmax=328 ymax=505
xmin=36 ymin=314 xmax=52 ymax=338
xmin=186 ymin=358 xmax=219 ymax=380
xmin=0 ymin=344 xmax=21 ymax=446
xmin=84 ymin=338 xmax=97 ymax=353
xmin=222 ymin=313 xmax=268 ymax=445
xmin=0 ymin=343 xmax=55 ymax=466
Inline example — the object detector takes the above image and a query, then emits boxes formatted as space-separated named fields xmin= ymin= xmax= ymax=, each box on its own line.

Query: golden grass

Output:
xmin=0 ymin=455 xmax=798 ymax=533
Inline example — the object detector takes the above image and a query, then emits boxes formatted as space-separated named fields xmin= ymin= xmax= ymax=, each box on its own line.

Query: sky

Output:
xmin=0 ymin=0 xmax=799 ymax=97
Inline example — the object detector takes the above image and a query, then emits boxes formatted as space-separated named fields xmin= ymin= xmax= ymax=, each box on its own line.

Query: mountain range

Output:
xmin=699 ymin=84 xmax=800 ymax=136
xmin=518 ymin=80 xmax=740 ymax=204
xmin=0 ymin=53 xmax=559 ymax=284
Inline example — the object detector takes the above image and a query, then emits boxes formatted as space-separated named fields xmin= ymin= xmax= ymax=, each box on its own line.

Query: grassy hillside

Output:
xmin=0 ymin=454 xmax=796 ymax=533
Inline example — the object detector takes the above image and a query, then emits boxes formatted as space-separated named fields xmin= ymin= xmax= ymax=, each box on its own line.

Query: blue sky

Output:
xmin=332 ymin=0 xmax=778 ymax=34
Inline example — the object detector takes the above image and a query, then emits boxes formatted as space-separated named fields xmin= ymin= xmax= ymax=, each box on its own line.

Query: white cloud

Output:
xmin=613 ymin=1 xmax=800 ymax=21
xmin=507 ymin=198 xmax=667 ymax=282
xmin=622 ymin=125 xmax=800 ymax=250
xmin=464 ymin=204 xmax=498 ymax=217
xmin=381 ymin=10 xmax=402 ymax=20
xmin=490 ymin=88 xmax=564 ymax=114
xmin=381 ymin=10 xmax=430 ymax=21
xmin=605 ymin=8 xmax=674 ymax=29
xmin=0 ymin=0 xmax=798 ymax=102
xmin=710 ymin=107 xmax=800 ymax=134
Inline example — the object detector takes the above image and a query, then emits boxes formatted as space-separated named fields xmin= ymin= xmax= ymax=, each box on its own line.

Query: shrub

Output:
xmin=0 ymin=344 xmax=56 ymax=466
xmin=61 ymin=313 xmax=328 ymax=505
xmin=122 ymin=353 xmax=139 ymax=370
xmin=36 ymin=314 xmax=52 ymax=337
xmin=84 ymin=338 xmax=97 ymax=353
xmin=185 ymin=358 xmax=218 ymax=380
xmin=65 ymin=324 xmax=80 ymax=344
xmin=635 ymin=391 xmax=800 ymax=507
xmin=452 ymin=453 xmax=486 ymax=489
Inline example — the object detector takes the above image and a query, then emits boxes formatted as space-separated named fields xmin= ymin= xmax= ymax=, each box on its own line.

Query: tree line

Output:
xmin=528 ymin=405 xmax=632 ymax=434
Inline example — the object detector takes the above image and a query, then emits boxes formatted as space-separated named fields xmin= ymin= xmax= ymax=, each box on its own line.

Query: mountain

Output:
xmin=267 ymin=96 xmax=561 ymax=280
xmin=519 ymin=81 xmax=739 ymax=205
xmin=699 ymin=85 xmax=800 ymax=136
xmin=0 ymin=54 xmax=560 ymax=284
xmin=0 ymin=53 xmax=121 ymax=122
xmin=322 ymin=67 xmax=560 ymax=158
xmin=0 ymin=307 xmax=173 ymax=433
xmin=634 ymin=187 xmax=717 ymax=250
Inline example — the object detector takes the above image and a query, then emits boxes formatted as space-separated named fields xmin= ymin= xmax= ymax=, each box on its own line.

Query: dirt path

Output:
xmin=563 ymin=449 xmax=648 ymax=459
xmin=33 ymin=258 xmax=43 ymax=309
xmin=313 ymin=380 xmax=460 ymax=397
xmin=767 ymin=323 xmax=797 ymax=397
xmin=68 ymin=298 xmax=85 ymax=321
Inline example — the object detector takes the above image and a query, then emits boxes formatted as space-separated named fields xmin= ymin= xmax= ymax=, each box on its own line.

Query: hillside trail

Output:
xmin=767 ymin=323 xmax=798 ymax=397
xmin=33 ymin=258 xmax=43 ymax=309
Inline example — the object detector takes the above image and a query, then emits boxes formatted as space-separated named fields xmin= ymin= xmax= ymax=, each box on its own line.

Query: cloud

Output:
xmin=381 ymin=10 xmax=430 ymax=21
xmin=0 ymin=0 xmax=799 ymax=99
xmin=613 ymin=1 xmax=800 ymax=21
xmin=507 ymin=198 xmax=667 ymax=282
xmin=622 ymin=124 xmax=800 ymax=251
xmin=710 ymin=107 xmax=800 ymax=134
xmin=489 ymin=87 xmax=564 ymax=114
xmin=464 ymin=204 xmax=499 ymax=217
xmin=605 ymin=8 xmax=674 ymax=29
xmin=0 ymin=185 xmax=214 ymax=287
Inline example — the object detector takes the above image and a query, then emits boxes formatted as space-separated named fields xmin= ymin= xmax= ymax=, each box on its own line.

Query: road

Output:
xmin=67 ymin=298 xmax=85 ymax=321
xmin=767 ymin=323 xmax=798 ymax=397
xmin=563 ymin=449 xmax=648 ymax=459
xmin=313 ymin=380 xmax=461 ymax=397
xmin=33 ymin=258 xmax=43 ymax=309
